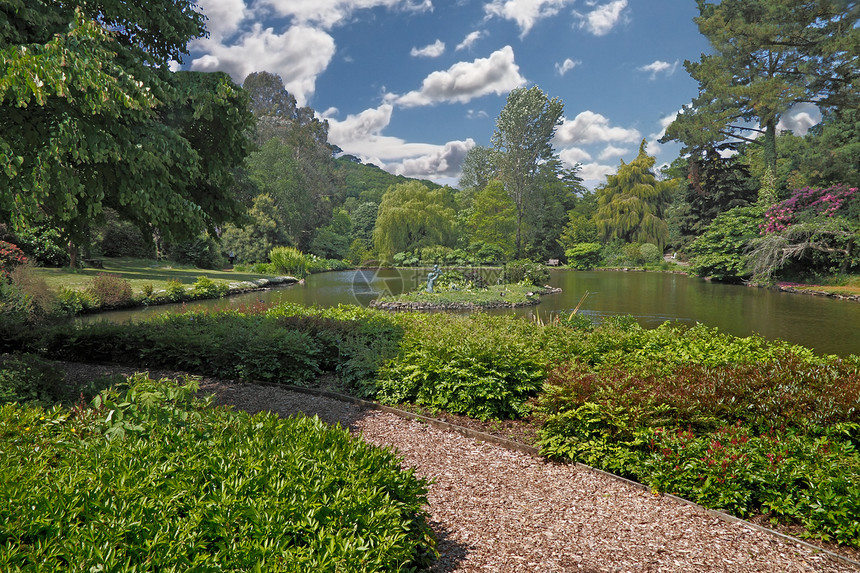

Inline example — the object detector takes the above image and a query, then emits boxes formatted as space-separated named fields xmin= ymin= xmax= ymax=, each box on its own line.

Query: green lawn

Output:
xmin=34 ymin=257 xmax=278 ymax=295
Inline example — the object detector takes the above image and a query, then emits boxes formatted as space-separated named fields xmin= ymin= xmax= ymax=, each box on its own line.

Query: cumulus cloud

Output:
xmin=411 ymin=39 xmax=445 ymax=57
xmin=638 ymin=59 xmax=678 ymax=80
xmin=467 ymin=109 xmax=490 ymax=119
xmin=598 ymin=144 xmax=629 ymax=160
xmin=196 ymin=0 xmax=248 ymax=40
xmin=777 ymin=102 xmax=821 ymax=136
xmin=389 ymin=45 xmax=526 ymax=107
xmin=555 ymin=110 xmax=641 ymax=145
xmin=559 ymin=147 xmax=592 ymax=164
xmin=555 ymin=58 xmax=580 ymax=76
xmin=575 ymin=0 xmax=628 ymax=36
xmin=456 ymin=30 xmax=486 ymax=51
xmin=577 ymin=162 xmax=616 ymax=185
xmin=261 ymin=0 xmax=432 ymax=29
xmin=483 ymin=0 xmax=574 ymax=37
xmin=324 ymin=104 xmax=474 ymax=180
xmin=191 ymin=24 xmax=335 ymax=106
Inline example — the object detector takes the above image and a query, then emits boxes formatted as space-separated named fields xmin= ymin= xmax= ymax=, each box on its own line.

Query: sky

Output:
xmin=180 ymin=0 xmax=822 ymax=189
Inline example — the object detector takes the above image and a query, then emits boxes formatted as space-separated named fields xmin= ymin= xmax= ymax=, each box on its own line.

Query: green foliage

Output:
xmin=373 ymin=182 xmax=458 ymax=262
xmin=0 ymin=375 xmax=436 ymax=570
xmin=168 ymin=235 xmax=226 ymax=270
xmin=595 ymin=140 xmax=675 ymax=250
xmin=687 ymin=205 xmax=764 ymax=281
xmin=505 ymin=259 xmax=550 ymax=286
xmin=87 ymin=273 xmax=133 ymax=308
xmin=220 ymin=194 xmax=289 ymax=264
xmin=377 ymin=314 xmax=545 ymax=420
xmin=8 ymin=227 xmax=68 ymax=267
xmin=565 ymin=243 xmax=602 ymax=270
xmin=55 ymin=288 xmax=97 ymax=316
xmin=165 ymin=279 xmax=187 ymax=302
xmin=270 ymin=246 xmax=309 ymax=278
xmin=638 ymin=243 xmax=661 ymax=264
xmin=467 ymin=180 xmax=517 ymax=259
xmin=191 ymin=275 xmax=229 ymax=299
xmin=0 ymin=353 xmax=67 ymax=406
xmin=94 ymin=210 xmax=153 ymax=258
xmin=557 ymin=212 xmax=599 ymax=251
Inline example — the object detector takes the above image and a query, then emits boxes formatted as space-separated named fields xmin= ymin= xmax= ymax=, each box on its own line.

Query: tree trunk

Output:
xmin=68 ymin=240 xmax=77 ymax=268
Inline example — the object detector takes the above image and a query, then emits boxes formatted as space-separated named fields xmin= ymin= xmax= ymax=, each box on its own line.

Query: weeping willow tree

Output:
xmin=594 ymin=140 xmax=675 ymax=250
xmin=373 ymin=181 xmax=458 ymax=262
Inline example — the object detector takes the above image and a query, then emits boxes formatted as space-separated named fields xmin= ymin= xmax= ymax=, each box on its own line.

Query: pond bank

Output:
xmin=370 ymin=286 xmax=562 ymax=311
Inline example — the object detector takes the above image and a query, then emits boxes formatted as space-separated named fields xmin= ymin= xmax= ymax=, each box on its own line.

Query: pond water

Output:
xmin=83 ymin=268 xmax=860 ymax=357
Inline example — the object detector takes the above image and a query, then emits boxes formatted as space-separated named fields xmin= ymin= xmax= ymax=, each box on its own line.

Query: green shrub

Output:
xmin=270 ymin=246 xmax=308 ymax=277
xmin=505 ymin=259 xmax=550 ymax=286
xmin=165 ymin=278 xmax=187 ymax=302
xmin=190 ymin=275 xmax=228 ymax=299
xmin=0 ymin=353 xmax=67 ymax=406
xmin=168 ymin=235 xmax=226 ymax=269
xmin=0 ymin=376 xmax=437 ymax=569
xmin=377 ymin=313 xmax=545 ymax=420
xmin=88 ymin=273 xmax=133 ymax=307
xmin=56 ymin=288 xmax=97 ymax=316
xmin=565 ymin=243 xmax=602 ymax=270
xmin=10 ymin=227 xmax=68 ymax=267
xmin=639 ymin=243 xmax=661 ymax=264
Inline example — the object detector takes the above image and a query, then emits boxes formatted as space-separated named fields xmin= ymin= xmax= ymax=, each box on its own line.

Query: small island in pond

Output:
xmin=370 ymin=266 xmax=561 ymax=311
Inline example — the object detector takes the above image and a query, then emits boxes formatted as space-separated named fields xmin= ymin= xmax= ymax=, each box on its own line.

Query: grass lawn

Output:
xmin=375 ymin=283 xmax=548 ymax=307
xmin=777 ymin=275 xmax=860 ymax=297
xmin=34 ymin=257 xmax=279 ymax=296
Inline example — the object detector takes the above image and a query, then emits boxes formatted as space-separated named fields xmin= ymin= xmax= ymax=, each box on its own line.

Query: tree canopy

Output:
xmin=373 ymin=182 xmax=457 ymax=262
xmin=662 ymin=0 xmax=860 ymax=175
xmin=0 ymin=0 xmax=254 ymax=265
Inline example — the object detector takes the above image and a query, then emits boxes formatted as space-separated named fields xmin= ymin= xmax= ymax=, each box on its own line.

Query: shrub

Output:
xmin=270 ymin=246 xmax=308 ymax=277
xmin=0 ymin=241 xmax=27 ymax=279
xmin=96 ymin=215 xmax=153 ymax=258
xmin=56 ymin=288 xmax=97 ymax=316
xmin=88 ymin=273 xmax=133 ymax=307
xmin=639 ymin=243 xmax=661 ymax=264
xmin=505 ymin=259 xmax=550 ymax=286
xmin=0 ymin=376 xmax=437 ymax=569
xmin=190 ymin=275 xmax=228 ymax=299
xmin=0 ymin=353 xmax=67 ymax=406
xmin=10 ymin=227 xmax=68 ymax=267
xmin=565 ymin=243 xmax=602 ymax=270
xmin=0 ymin=265 xmax=56 ymax=322
xmin=377 ymin=313 xmax=545 ymax=420
xmin=168 ymin=236 xmax=226 ymax=269
xmin=165 ymin=278 xmax=187 ymax=302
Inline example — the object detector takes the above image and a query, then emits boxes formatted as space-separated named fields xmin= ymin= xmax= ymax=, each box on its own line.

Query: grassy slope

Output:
xmin=34 ymin=257 xmax=279 ymax=296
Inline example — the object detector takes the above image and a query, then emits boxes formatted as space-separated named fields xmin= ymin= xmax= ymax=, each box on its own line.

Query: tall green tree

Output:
xmin=0 ymin=0 xmax=254 ymax=266
xmin=594 ymin=140 xmax=675 ymax=250
xmin=492 ymin=86 xmax=564 ymax=257
xmin=662 ymin=0 xmax=860 ymax=176
xmin=373 ymin=182 xmax=457 ymax=262
xmin=467 ymin=180 xmax=517 ymax=259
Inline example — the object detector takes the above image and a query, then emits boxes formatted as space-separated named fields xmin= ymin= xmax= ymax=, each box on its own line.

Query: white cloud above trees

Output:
xmin=483 ymin=0 xmax=574 ymax=37
xmin=555 ymin=110 xmax=641 ymax=145
xmin=389 ymin=46 xmax=526 ymax=107
xmin=555 ymin=58 xmax=580 ymax=76
xmin=638 ymin=59 xmax=679 ymax=79
xmin=456 ymin=30 xmax=486 ymax=51
xmin=574 ymin=0 xmax=628 ymax=36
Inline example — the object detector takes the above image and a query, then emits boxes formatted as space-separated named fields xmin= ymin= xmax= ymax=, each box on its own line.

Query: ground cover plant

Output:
xmin=0 ymin=375 xmax=436 ymax=571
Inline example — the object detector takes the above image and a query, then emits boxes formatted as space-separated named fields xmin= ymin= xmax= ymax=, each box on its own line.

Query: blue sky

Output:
xmin=181 ymin=0 xmax=820 ymax=188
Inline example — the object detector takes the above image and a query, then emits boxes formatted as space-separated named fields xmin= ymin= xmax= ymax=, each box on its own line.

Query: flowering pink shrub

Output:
xmin=0 ymin=241 xmax=28 ymax=279
xmin=761 ymin=185 xmax=858 ymax=233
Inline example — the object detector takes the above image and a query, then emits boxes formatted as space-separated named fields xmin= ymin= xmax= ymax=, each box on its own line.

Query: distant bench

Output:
xmin=84 ymin=258 xmax=104 ymax=269
xmin=547 ymin=259 xmax=560 ymax=266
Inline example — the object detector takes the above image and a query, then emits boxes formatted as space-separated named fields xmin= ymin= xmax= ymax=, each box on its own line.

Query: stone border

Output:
xmin=267 ymin=380 xmax=860 ymax=571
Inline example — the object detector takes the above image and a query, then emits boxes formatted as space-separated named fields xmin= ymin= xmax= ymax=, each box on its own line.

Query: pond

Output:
xmin=84 ymin=268 xmax=860 ymax=357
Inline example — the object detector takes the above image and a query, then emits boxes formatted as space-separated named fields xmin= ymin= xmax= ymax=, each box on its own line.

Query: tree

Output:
xmin=220 ymin=195 xmax=289 ymax=264
xmin=467 ymin=180 xmax=517 ymax=259
xmin=373 ymin=182 xmax=458 ymax=262
xmin=0 ymin=1 xmax=254 ymax=266
xmin=662 ymin=0 xmax=860 ymax=176
xmin=594 ymin=140 xmax=675 ymax=250
xmin=492 ymin=86 xmax=564 ymax=257
xmin=686 ymin=205 xmax=764 ymax=281
xmin=458 ymin=145 xmax=498 ymax=199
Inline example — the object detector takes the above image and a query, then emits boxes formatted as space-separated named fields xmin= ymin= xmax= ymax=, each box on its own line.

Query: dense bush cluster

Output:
xmin=0 ymin=376 xmax=435 ymax=570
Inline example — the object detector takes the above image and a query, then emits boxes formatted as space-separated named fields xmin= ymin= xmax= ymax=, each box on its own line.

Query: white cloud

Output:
xmin=559 ymin=147 xmax=592 ymax=164
xmin=390 ymin=45 xmax=526 ymax=107
xmin=575 ymin=0 xmax=628 ymax=36
xmin=644 ymin=111 xmax=679 ymax=155
xmin=777 ymin=102 xmax=821 ymax=136
xmin=395 ymin=139 xmax=476 ymax=177
xmin=456 ymin=30 xmax=486 ymax=51
xmin=555 ymin=58 xmax=580 ymax=76
xmin=638 ymin=59 xmax=678 ymax=80
xmin=190 ymin=24 xmax=335 ymax=106
xmin=261 ymin=0 xmax=432 ymax=29
xmin=195 ymin=0 xmax=248 ymax=40
xmin=411 ymin=39 xmax=445 ymax=58
xmin=555 ymin=110 xmax=641 ymax=144
xmin=467 ymin=109 xmax=490 ymax=119
xmin=598 ymin=144 xmax=629 ymax=160
xmin=483 ymin=0 xmax=574 ymax=37
xmin=324 ymin=104 xmax=474 ymax=180
xmin=577 ymin=162 xmax=616 ymax=185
